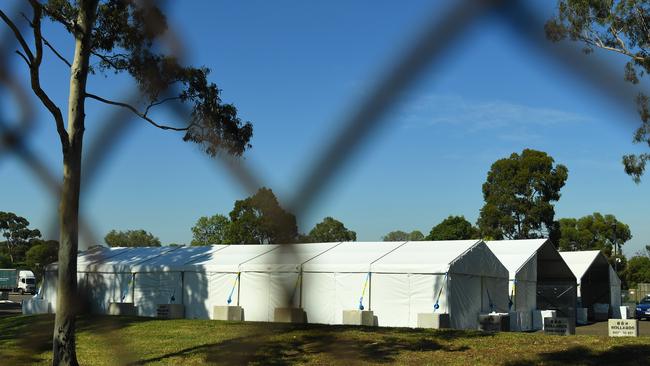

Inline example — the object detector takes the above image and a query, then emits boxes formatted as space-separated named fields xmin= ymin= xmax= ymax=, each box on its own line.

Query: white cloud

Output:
xmin=402 ymin=94 xmax=589 ymax=134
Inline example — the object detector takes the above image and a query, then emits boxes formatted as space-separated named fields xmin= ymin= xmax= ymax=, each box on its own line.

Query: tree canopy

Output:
xmin=477 ymin=149 xmax=568 ymax=240
xmin=26 ymin=239 xmax=59 ymax=281
xmin=104 ymin=229 xmax=161 ymax=247
xmin=427 ymin=216 xmax=479 ymax=241
xmin=227 ymin=188 xmax=298 ymax=244
xmin=191 ymin=214 xmax=230 ymax=246
xmin=558 ymin=212 xmax=632 ymax=256
xmin=0 ymin=1 xmax=255 ymax=362
xmin=546 ymin=0 xmax=650 ymax=182
xmin=307 ymin=217 xmax=356 ymax=243
xmin=0 ymin=211 xmax=42 ymax=264
xmin=624 ymin=256 xmax=650 ymax=289
xmin=382 ymin=230 xmax=425 ymax=241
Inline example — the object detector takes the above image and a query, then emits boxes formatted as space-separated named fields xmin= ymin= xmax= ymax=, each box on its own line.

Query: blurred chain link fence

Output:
xmin=1 ymin=0 xmax=647 ymax=364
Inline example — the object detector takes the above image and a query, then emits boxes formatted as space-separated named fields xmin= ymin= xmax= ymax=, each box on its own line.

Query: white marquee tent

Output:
xmin=486 ymin=239 xmax=577 ymax=330
xmin=559 ymin=250 xmax=621 ymax=318
xmin=32 ymin=240 xmax=509 ymax=330
xmin=369 ymin=240 xmax=509 ymax=329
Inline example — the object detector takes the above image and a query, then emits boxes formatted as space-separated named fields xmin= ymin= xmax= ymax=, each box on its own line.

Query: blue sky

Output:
xmin=1 ymin=1 xmax=649 ymax=256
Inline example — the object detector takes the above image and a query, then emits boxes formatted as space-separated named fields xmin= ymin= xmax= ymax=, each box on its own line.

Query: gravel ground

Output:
xmin=576 ymin=320 xmax=650 ymax=336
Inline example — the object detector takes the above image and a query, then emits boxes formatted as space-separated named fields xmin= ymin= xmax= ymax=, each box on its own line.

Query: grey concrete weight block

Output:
xmin=342 ymin=310 xmax=375 ymax=326
xmin=417 ymin=313 xmax=450 ymax=329
xmin=108 ymin=302 xmax=136 ymax=316
xmin=274 ymin=307 xmax=306 ymax=323
xmin=213 ymin=305 xmax=243 ymax=321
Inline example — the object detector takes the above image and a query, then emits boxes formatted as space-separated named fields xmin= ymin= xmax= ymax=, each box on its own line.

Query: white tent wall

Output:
xmin=301 ymin=272 xmax=368 ymax=324
xmin=133 ymin=271 xmax=183 ymax=317
xmin=183 ymin=271 xmax=236 ymax=319
xmin=238 ymin=271 xmax=301 ymax=321
xmin=370 ymin=240 xmax=508 ymax=330
xmin=79 ymin=272 xmax=133 ymax=314
xmin=237 ymin=242 xmax=341 ymax=322
xmin=300 ymin=241 xmax=407 ymax=325
xmin=370 ymin=273 xmax=447 ymax=327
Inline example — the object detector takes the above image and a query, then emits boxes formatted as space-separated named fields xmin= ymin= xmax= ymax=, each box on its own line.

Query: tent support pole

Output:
xmin=236 ymin=272 xmax=241 ymax=306
xmin=181 ymin=271 xmax=185 ymax=305
xmin=131 ymin=273 xmax=135 ymax=303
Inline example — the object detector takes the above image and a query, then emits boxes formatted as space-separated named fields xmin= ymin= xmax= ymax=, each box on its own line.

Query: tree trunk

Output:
xmin=52 ymin=2 xmax=98 ymax=365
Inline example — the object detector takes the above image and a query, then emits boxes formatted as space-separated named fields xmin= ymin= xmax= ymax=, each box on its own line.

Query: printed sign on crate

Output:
xmin=608 ymin=319 xmax=638 ymax=337
xmin=544 ymin=317 xmax=575 ymax=335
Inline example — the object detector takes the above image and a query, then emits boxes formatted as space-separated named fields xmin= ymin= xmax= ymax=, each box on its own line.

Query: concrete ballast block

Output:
xmin=274 ymin=307 xmax=306 ymax=323
xmin=417 ymin=313 xmax=450 ymax=329
xmin=343 ymin=310 xmax=375 ymax=326
xmin=108 ymin=302 xmax=136 ymax=316
xmin=157 ymin=304 xmax=185 ymax=319
xmin=213 ymin=305 xmax=243 ymax=321
xmin=478 ymin=313 xmax=510 ymax=332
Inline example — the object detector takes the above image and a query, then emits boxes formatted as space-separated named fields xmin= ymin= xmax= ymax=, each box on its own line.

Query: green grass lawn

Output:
xmin=1 ymin=315 xmax=650 ymax=365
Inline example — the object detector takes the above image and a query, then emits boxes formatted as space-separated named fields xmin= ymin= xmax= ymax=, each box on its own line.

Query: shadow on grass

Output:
xmin=505 ymin=344 xmax=650 ymax=366
xmin=130 ymin=325 xmax=483 ymax=366
xmin=0 ymin=313 xmax=152 ymax=365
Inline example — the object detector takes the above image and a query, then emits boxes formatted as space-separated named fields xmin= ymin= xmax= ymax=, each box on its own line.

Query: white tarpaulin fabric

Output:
xmin=370 ymin=240 xmax=509 ymax=329
xmin=238 ymin=242 xmax=341 ymax=321
xmin=301 ymin=241 xmax=406 ymax=324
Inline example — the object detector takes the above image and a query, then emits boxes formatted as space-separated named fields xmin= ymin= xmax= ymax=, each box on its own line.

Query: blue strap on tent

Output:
xmin=433 ymin=272 xmax=448 ymax=312
xmin=226 ymin=272 xmax=240 ymax=305
xmin=359 ymin=272 xmax=371 ymax=310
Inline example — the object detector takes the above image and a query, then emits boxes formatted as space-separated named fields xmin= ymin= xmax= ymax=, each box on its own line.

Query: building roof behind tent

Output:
xmin=239 ymin=242 xmax=342 ymax=272
xmin=559 ymin=250 xmax=603 ymax=282
xmin=486 ymin=239 xmax=548 ymax=279
xmin=183 ymin=244 xmax=280 ymax=272
xmin=130 ymin=245 xmax=229 ymax=272
xmin=83 ymin=246 xmax=181 ymax=273
xmin=370 ymin=240 xmax=482 ymax=274
xmin=302 ymin=241 xmax=407 ymax=273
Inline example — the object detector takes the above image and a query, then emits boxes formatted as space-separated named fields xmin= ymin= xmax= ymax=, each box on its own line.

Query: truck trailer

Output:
xmin=0 ymin=269 xmax=36 ymax=294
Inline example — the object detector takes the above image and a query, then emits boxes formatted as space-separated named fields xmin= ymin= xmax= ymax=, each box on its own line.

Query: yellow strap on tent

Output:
xmin=359 ymin=272 xmax=371 ymax=310
xmin=226 ymin=272 xmax=240 ymax=305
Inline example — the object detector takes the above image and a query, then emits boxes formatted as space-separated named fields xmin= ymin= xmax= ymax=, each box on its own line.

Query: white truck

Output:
xmin=0 ymin=269 xmax=37 ymax=294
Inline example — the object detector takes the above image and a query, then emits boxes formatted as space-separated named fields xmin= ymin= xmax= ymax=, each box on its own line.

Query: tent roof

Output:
xmin=302 ymin=241 xmax=406 ymax=272
xmin=486 ymin=239 xmax=548 ymax=279
xmin=130 ymin=245 xmax=229 ymax=272
xmin=371 ymin=240 xmax=486 ymax=274
xmin=82 ymin=246 xmax=180 ymax=272
xmin=239 ymin=242 xmax=342 ymax=272
xmin=559 ymin=250 xmax=605 ymax=281
xmin=183 ymin=244 xmax=279 ymax=272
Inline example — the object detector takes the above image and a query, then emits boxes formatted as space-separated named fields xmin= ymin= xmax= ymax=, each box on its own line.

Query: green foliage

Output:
xmin=41 ymin=0 xmax=253 ymax=157
xmin=477 ymin=149 xmax=568 ymax=240
xmin=227 ymin=188 xmax=298 ymax=244
xmin=427 ymin=216 xmax=479 ymax=241
xmin=382 ymin=230 xmax=425 ymax=241
xmin=307 ymin=217 xmax=356 ymax=243
xmin=25 ymin=239 xmax=59 ymax=281
xmin=558 ymin=213 xmax=632 ymax=256
xmin=104 ymin=229 xmax=161 ymax=247
xmin=624 ymin=256 xmax=650 ymax=289
xmin=191 ymin=214 xmax=230 ymax=246
xmin=0 ymin=254 xmax=11 ymax=268
xmin=0 ymin=211 xmax=42 ymax=264
xmin=546 ymin=1 xmax=650 ymax=182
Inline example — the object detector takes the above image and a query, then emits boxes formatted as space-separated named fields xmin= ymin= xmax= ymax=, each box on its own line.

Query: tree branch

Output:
xmin=26 ymin=0 xmax=69 ymax=148
xmin=85 ymin=92 xmax=191 ymax=132
xmin=0 ymin=9 xmax=34 ymax=62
